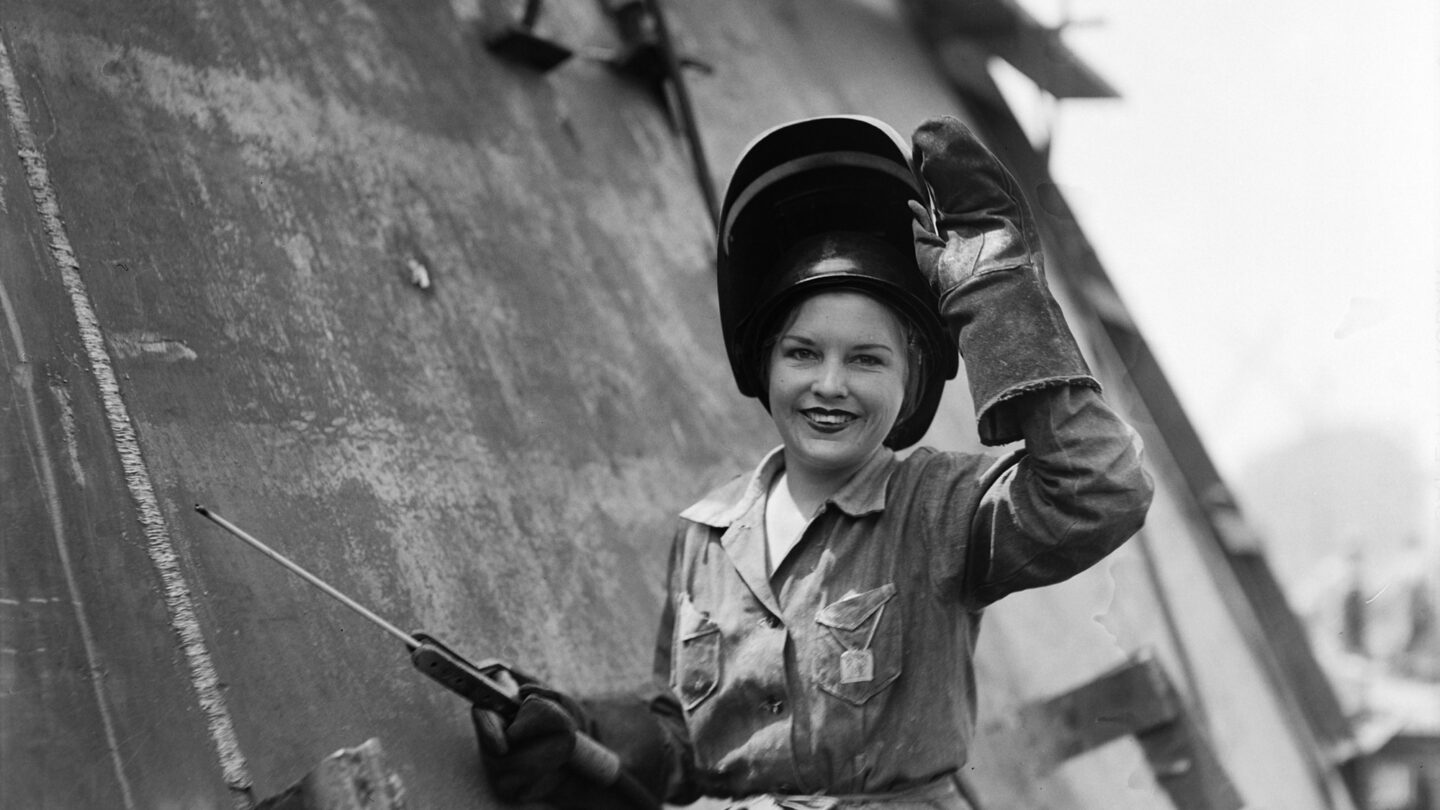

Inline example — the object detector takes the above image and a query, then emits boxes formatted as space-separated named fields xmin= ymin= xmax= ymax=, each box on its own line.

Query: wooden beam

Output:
xmin=1014 ymin=652 xmax=1181 ymax=770
xmin=981 ymin=653 xmax=1245 ymax=810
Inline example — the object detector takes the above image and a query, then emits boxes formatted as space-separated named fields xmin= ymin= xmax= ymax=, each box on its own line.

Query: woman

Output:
xmin=475 ymin=115 xmax=1153 ymax=810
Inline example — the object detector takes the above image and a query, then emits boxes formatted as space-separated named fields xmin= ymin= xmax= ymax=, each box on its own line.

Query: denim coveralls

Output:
xmin=652 ymin=386 xmax=1153 ymax=806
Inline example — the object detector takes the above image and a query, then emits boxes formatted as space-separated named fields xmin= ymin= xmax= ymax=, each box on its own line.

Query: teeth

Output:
xmin=806 ymin=411 xmax=853 ymax=425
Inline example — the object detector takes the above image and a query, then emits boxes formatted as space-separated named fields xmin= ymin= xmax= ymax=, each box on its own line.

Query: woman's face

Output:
xmin=766 ymin=290 xmax=909 ymax=485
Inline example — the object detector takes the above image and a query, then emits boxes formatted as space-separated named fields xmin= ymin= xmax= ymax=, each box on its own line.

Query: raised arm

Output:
xmin=969 ymin=386 xmax=1151 ymax=603
xmin=910 ymin=116 xmax=1153 ymax=605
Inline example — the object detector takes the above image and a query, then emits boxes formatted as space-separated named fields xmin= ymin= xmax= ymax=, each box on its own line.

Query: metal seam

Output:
xmin=0 ymin=30 xmax=254 ymax=796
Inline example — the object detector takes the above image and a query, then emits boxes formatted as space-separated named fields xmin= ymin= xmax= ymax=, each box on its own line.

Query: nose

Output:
xmin=811 ymin=358 xmax=848 ymax=399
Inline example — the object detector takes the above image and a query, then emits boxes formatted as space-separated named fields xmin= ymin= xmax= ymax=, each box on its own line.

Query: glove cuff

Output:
xmin=942 ymin=266 xmax=1098 ymax=445
xmin=579 ymin=690 xmax=681 ymax=803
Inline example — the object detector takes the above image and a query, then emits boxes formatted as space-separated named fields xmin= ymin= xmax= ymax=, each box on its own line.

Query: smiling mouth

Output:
xmin=802 ymin=408 xmax=858 ymax=431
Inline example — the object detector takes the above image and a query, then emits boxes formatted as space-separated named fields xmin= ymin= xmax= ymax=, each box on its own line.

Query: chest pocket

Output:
xmin=674 ymin=594 xmax=721 ymax=712
xmin=812 ymin=583 xmax=902 ymax=705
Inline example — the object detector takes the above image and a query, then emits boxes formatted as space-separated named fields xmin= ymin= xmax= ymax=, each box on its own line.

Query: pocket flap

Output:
xmin=678 ymin=594 xmax=720 ymax=641
xmin=815 ymin=583 xmax=896 ymax=631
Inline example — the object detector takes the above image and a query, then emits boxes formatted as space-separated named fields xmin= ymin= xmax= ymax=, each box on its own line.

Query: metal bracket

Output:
xmin=596 ymin=0 xmax=717 ymax=227
xmin=482 ymin=0 xmax=574 ymax=72
xmin=254 ymin=738 xmax=406 ymax=810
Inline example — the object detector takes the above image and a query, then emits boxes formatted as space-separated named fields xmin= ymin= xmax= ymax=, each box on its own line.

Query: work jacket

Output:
xmin=652 ymin=385 xmax=1153 ymax=803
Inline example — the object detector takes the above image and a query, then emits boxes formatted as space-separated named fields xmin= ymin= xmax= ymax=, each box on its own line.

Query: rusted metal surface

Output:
xmin=255 ymin=738 xmax=406 ymax=810
xmin=0 ymin=2 xmax=1351 ymax=809
xmin=0 ymin=2 xmax=743 ymax=805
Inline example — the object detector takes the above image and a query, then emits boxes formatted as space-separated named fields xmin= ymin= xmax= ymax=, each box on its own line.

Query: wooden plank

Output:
xmin=1019 ymin=653 xmax=1181 ymax=768
xmin=982 ymin=653 xmax=1178 ymax=776
xmin=977 ymin=653 xmax=1244 ymax=810
xmin=1138 ymin=715 xmax=1246 ymax=810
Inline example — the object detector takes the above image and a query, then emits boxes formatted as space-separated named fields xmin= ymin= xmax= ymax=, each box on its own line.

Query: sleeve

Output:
xmin=966 ymin=385 xmax=1153 ymax=606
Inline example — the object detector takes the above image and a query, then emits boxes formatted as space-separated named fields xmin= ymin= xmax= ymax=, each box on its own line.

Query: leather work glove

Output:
xmin=910 ymin=116 xmax=1098 ymax=445
xmin=474 ymin=685 xmax=586 ymax=803
xmin=474 ymin=684 xmax=674 ymax=809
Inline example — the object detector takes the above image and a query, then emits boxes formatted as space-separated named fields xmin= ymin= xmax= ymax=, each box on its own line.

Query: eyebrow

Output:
xmin=779 ymin=334 xmax=897 ymax=354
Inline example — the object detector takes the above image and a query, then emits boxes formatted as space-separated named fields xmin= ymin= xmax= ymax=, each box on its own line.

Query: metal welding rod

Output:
xmin=194 ymin=504 xmax=418 ymax=647
xmin=192 ymin=505 xmax=661 ymax=810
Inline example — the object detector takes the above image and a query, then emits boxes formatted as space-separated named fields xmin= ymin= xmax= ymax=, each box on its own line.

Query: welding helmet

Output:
xmin=716 ymin=115 xmax=959 ymax=449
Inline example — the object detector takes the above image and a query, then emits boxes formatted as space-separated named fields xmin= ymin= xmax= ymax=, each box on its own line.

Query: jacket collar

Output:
xmin=680 ymin=445 xmax=897 ymax=528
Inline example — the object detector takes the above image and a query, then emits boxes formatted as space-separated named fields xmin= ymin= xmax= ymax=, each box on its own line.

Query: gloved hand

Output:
xmin=473 ymin=684 xmax=588 ymax=803
xmin=474 ymin=684 xmax=676 ymax=809
xmin=910 ymin=116 xmax=1098 ymax=445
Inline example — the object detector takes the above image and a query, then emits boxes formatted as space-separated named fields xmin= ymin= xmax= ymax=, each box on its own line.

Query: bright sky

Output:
xmin=997 ymin=0 xmax=1439 ymax=540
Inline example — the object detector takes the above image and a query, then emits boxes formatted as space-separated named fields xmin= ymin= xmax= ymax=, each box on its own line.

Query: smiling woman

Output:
xmin=760 ymin=287 xmax=913 ymax=572
xmin=469 ymin=115 xmax=1156 ymax=809
xmin=754 ymin=232 xmax=930 ymax=445
xmin=765 ymin=290 xmax=910 ymax=511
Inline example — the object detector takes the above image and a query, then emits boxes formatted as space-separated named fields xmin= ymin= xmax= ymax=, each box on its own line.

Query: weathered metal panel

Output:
xmin=1 ymin=2 xmax=748 ymax=805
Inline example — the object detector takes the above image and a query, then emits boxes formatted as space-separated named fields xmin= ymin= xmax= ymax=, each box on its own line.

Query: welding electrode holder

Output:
xmin=407 ymin=634 xmax=660 ymax=809
xmin=407 ymin=632 xmax=527 ymax=717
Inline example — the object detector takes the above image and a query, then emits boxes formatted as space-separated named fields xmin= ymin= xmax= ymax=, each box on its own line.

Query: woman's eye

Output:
xmin=786 ymin=347 xmax=818 ymax=361
xmin=852 ymin=354 xmax=885 ymax=367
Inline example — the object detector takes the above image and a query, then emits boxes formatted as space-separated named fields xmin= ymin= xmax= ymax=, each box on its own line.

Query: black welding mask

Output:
xmin=716 ymin=115 xmax=959 ymax=449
